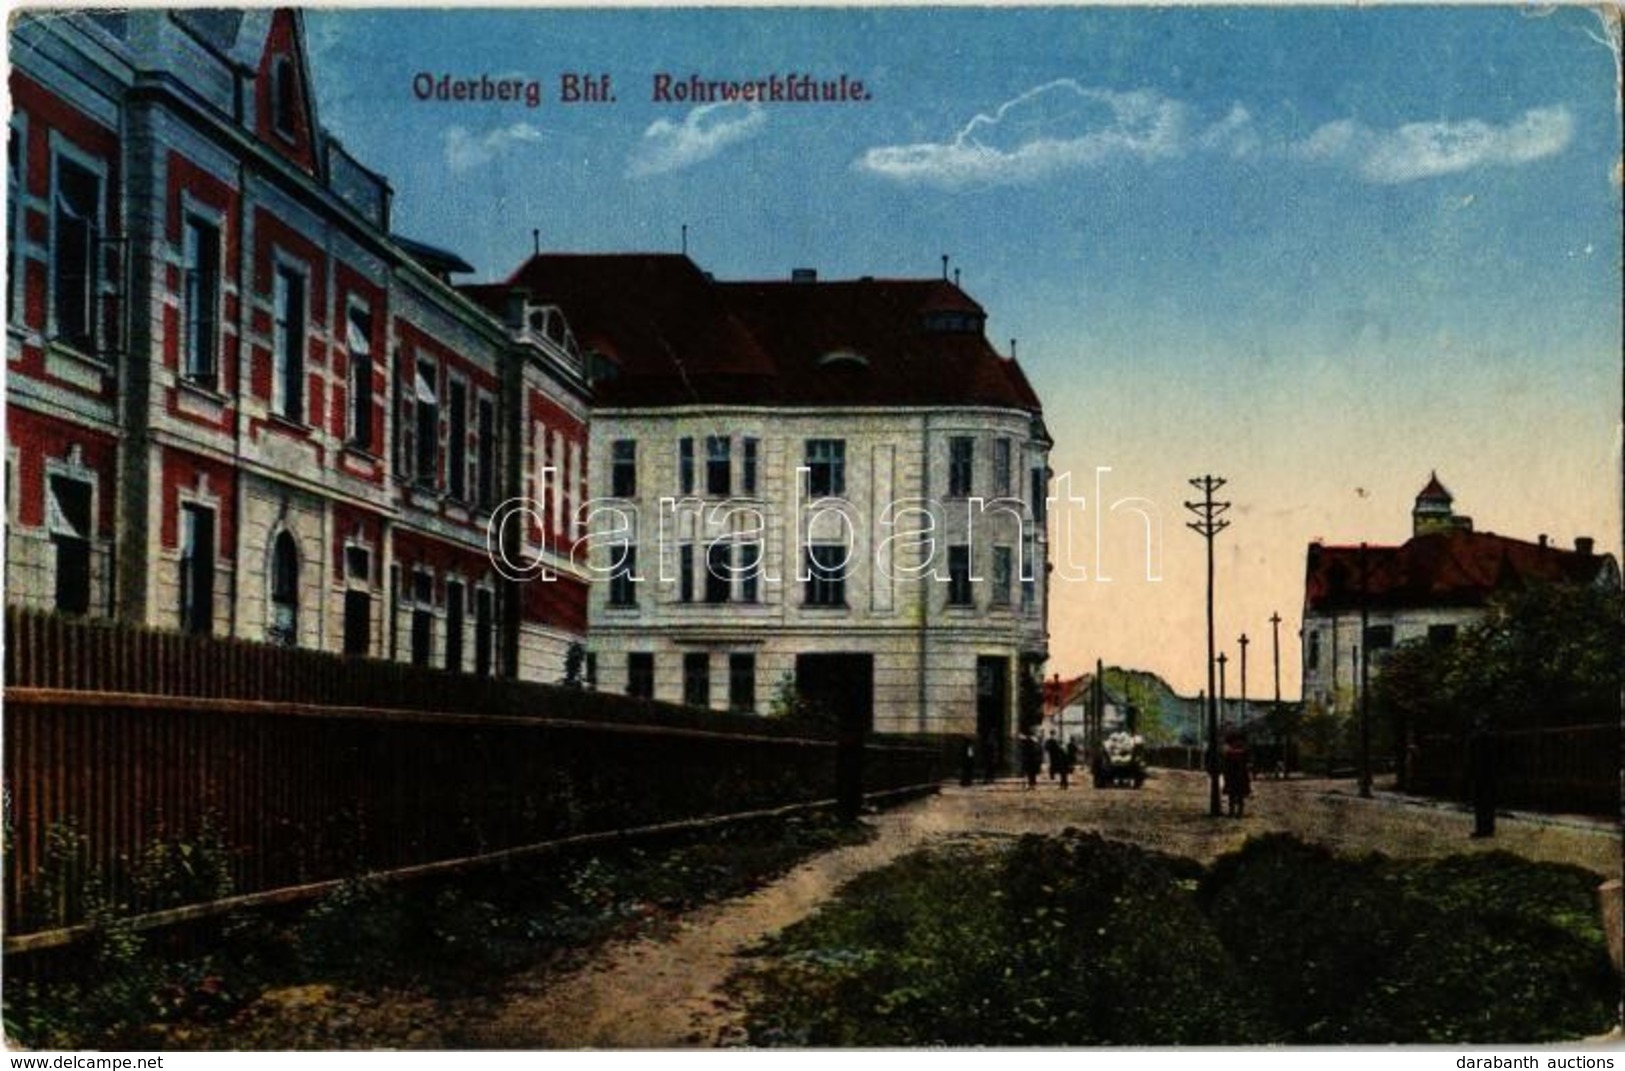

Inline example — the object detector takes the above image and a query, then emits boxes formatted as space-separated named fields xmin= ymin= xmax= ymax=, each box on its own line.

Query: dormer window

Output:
xmin=922 ymin=311 xmax=984 ymax=333
xmin=272 ymin=57 xmax=297 ymax=139
xmin=817 ymin=350 xmax=869 ymax=370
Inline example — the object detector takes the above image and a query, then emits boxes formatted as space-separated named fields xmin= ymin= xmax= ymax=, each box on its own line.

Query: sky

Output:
xmin=306 ymin=5 xmax=1623 ymax=698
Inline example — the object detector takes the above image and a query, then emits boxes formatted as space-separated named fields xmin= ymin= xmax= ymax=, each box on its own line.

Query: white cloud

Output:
xmin=856 ymin=80 xmax=1193 ymax=188
xmin=444 ymin=122 xmax=544 ymax=173
xmin=1292 ymin=107 xmax=1574 ymax=184
xmin=628 ymin=103 xmax=767 ymax=178
xmin=1197 ymin=104 xmax=1262 ymax=160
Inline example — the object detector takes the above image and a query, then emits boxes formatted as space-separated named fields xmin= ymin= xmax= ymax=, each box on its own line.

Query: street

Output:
xmin=458 ymin=769 xmax=1620 ymax=1047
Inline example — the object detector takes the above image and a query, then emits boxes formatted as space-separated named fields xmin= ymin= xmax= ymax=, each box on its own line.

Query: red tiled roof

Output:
xmin=471 ymin=255 xmax=1044 ymax=413
xmin=1304 ymin=530 xmax=1615 ymax=613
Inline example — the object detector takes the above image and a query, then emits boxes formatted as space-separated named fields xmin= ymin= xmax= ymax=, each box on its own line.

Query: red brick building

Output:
xmin=6 ymin=10 xmax=589 ymax=679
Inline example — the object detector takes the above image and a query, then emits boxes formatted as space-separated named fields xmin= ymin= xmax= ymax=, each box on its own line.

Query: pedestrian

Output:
xmin=1044 ymin=733 xmax=1063 ymax=781
xmin=1222 ymin=731 xmax=1252 ymax=817
xmin=959 ymin=737 xmax=976 ymax=787
xmin=1055 ymin=736 xmax=1076 ymax=790
xmin=1019 ymin=731 xmax=1042 ymax=790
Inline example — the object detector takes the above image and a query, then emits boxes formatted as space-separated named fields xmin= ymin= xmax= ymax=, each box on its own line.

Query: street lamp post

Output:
xmin=1217 ymin=652 xmax=1229 ymax=733
xmin=1186 ymin=476 xmax=1231 ymax=818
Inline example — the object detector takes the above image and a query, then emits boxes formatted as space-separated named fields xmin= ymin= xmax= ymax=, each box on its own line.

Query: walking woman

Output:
xmin=1222 ymin=731 xmax=1252 ymax=817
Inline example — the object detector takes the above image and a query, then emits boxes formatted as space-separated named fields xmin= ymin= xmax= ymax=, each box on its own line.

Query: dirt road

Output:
xmin=457 ymin=771 xmax=1619 ymax=1048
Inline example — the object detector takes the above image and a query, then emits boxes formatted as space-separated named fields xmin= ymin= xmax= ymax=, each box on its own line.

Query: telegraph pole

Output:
xmin=1358 ymin=541 xmax=1373 ymax=798
xmin=1270 ymin=611 xmax=1283 ymax=772
xmin=1186 ymin=476 xmax=1230 ymax=818
xmin=1238 ymin=633 xmax=1250 ymax=729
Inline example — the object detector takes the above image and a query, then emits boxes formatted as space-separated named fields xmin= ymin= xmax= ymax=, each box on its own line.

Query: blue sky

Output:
xmin=308 ymin=6 xmax=1622 ymax=695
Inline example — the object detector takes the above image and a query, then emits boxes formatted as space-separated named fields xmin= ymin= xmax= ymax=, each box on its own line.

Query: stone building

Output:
xmin=494 ymin=255 xmax=1051 ymax=743
xmin=1300 ymin=474 xmax=1619 ymax=714
xmin=5 ymin=9 xmax=590 ymax=679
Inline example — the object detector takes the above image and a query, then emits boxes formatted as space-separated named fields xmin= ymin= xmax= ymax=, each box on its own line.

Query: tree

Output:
xmin=1376 ymin=583 xmax=1622 ymax=737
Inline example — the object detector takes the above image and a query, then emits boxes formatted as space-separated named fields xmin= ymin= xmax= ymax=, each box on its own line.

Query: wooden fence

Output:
xmin=1 ymin=610 xmax=949 ymax=944
xmin=2 ymin=606 xmax=819 ymax=738
xmin=1411 ymin=723 xmax=1620 ymax=816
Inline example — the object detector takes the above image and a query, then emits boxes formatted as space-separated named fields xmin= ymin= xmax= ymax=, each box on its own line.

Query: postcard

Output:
xmin=3 ymin=3 xmax=1621 ymax=1056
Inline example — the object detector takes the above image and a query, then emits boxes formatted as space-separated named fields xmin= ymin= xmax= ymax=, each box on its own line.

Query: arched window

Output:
xmin=270 ymin=530 xmax=299 ymax=646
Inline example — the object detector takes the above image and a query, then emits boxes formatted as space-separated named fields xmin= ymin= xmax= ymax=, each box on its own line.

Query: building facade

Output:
xmin=1300 ymin=475 xmax=1619 ymax=715
xmin=6 ymin=9 xmax=590 ymax=679
xmin=496 ymin=255 xmax=1051 ymax=742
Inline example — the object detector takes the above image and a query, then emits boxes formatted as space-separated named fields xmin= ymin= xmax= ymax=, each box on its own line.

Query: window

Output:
xmin=342 ymin=546 xmax=371 ymax=657
xmin=684 ymin=652 xmax=710 ymax=708
xmin=992 ymin=545 xmax=1013 ymax=606
xmin=678 ymin=437 xmax=694 ymax=494
xmin=269 ymin=530 xmax=299 ymax=646
xmin=608 ymin=543 xmax=637 ymax=607
xmin=445 ymin=579 xmax=464 ymax=672
xmin=993 ymin=438 xmax=1012 ymax=496
xmin=1428 ymin=624 xmax=1458 ymax=647
xmin=343 ymin=590 xmax=370 ymax=656
xmin=7 ymin=119 xmax=22 ymax=324
xmin=805 ymin=439 xmax=845 ymax=498
xmin=414 ymin=360 xmax=438 ymax=488
xmin=705 ymin=542 xmax=731 ymax=604
xmin=272 ymin=264 xmax=305 ymax=421
xmin=729 ymin=653 xmax=756 ymax=713
xmin=272 ymin=57 xmax=297 ymax=138
xmin=48 ymin=476 xmax=92 ymax=616
xmin=410 ymin=572 xmax=433 ymax=666
xmin=345 ymin=545 xmax=371 ymax=583
xmin=448 ymin=379 xmax=468 ymax=500
xmin=1031 ymin=467 xmax=1047 ymax=524
xmin=739 ymin=542 xmax=761 ymax=604
xmin=1021 ymin=534 xmax=1036 ymax=612
xmin=346 ymin=302 xmax=373 ymax=448
xmin=52 ymin=155 xmax=101 ymax=353
xmin=805 ymin=543 xmax=848 ymax=607
xmin=178 ymin=504 xmax=214 ymax=634
xmin=948 ymin=437 xmax=974 ymax=497
xmin=705 ymin=435 xmax=730 ymax=496
xmin=1307 ymin=631 xmax=1322 ymax=671
xmin=948 ymin=544 xmax=973 ymax=606
xmin=611 ymin=439 xmax=636 ymax=497
xmin=476 ymin=399 xmax=496 ymax=508
xmin=679 ymin=543 xmax=695 ymax=603
xmin=627 ymin=652 xmax=654 ymax=699
xmin=182 ymin=216 xmax=221 ymax=385
xmin=474 ymin=588 xmax=494 ymax=676
xmin=1364 ymin=624 xmax=1394 ymax=651
xmin=742 ymin=438 xmax=759 ymax=496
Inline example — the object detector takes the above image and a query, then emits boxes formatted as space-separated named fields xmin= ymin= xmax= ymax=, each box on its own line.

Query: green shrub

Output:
xmin=742 ymin=831 xmax=1278 ymax=1046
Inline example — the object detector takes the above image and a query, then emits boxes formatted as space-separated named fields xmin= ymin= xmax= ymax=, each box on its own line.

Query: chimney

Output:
xmin=790 ymin=267 xmax=817 ymax=284
xmin=1576 ymin=537 xmax=1595 ymax=556
xmin=503 ymin=288 xmax=527 ymax=330
xmin=1538 ymin=534 xmax=1548 ymax=548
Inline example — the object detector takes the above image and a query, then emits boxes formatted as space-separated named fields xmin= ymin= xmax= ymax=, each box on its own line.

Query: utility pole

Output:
xmin=1238 ymin=633 xmax=1250 ymax=729
xmin=1270 ymin=611 xmax=1283 ymax=772
xmin=1358 ymin=541 xmax=1372 ymax=798
xmin=1186 ymin=476 xmax=1230 ymax=818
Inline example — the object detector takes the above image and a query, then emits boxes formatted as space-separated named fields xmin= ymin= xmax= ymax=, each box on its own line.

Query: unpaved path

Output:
xmin=457 ymin=772 xmax=1620 ymax=1048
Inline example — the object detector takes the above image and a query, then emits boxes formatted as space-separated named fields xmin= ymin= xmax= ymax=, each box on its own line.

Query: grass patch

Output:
xmin=738 ymin=830 xmax=1618 ymax=1046
xmin=4 ymin=810 xmax=872 ymax=1050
